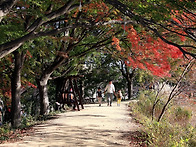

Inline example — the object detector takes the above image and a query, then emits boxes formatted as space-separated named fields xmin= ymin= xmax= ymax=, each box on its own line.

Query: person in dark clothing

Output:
xmin=69 ymin=88 xmax=76 ymax=110
xmin=97 ymin=87 xmax=103 ymax=106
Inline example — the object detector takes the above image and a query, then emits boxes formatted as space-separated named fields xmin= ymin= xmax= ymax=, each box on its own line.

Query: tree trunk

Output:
xmin=157 ymin=59 xmax=194 ymax=122
xmin=127 ymin=69 xmax=135 ymax=99
xmin=119 ymin=62 xmax=135 ymax=100
xmin=127 ymin=79 xmax=133 ymax=99
xmin=79 ymin=80 xmax=84 ymax=103
xmin=37 ymin=58 xmax=66 ymax=115
xmin=151 ymin=83 xmax=165 ymax=121
xmin=11 ymin=51 xmax=24 ymax=128
xmin=37 ymin=74 xmax=51 ymax=115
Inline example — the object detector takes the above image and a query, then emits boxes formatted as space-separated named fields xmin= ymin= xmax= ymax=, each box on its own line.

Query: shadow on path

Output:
xmin=0 ymin=101 xmax=141 ymax=147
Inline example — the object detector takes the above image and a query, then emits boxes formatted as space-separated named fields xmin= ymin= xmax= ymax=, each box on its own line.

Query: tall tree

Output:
xmin=81 ymin=53 xmax=126 ymax=98
xmin=104 ymin=0 xmax=196 ymax=59
xmin=0 ymin=0 xmax=85 ymax=58
xmin=33 ymin=1 xmax=121 ymax=115
xmin=0 ymin=0 xmax=116 ymax=115
xmin=11 ymin=50 xmax=25 ymax=128
xmin=117 ymin=61 xmax=135 ymax=99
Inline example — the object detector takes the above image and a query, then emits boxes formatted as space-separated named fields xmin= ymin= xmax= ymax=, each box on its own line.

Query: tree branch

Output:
xmin=0 ymin=0 xmax=18 ymax=21
xmin=26 ymin=0 xmax=76 ymax=32
xmin=105 ymin=0 xmax=196 ymax=59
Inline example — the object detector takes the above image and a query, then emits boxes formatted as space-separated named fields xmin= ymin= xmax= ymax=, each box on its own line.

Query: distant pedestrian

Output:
xmin=69 ymin=88 xmax=76 ymax=110
xmin=97 ymin=87 xmax=103 ymax=106
xmin=104 ymin=80 xmax=115 ymax=106
xmin=116 ymin=90 xmax=122 ymax=106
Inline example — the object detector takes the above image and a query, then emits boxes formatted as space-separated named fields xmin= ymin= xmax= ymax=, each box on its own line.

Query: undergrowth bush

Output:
xmin=174 ymin=107 xmax=192 ymax=122
xmin=20 ymin=115 xmax=35 ymax=129
xmin=0 ymin=123 xmax=10 ymax=141
xmin=144 ymin=120 xmax=196 ymax=147
xmin=0 ymin=115 xmax=36 ymax=142
xmin=136 ymin=90 xmax=155 ymax=117
xmin=135 ymin=90 xmax=165 ymax=118
xmin=130 ymin=90 xmax=196 ymax=147
xmin=0 ymin=110 xmax=60 ymax=143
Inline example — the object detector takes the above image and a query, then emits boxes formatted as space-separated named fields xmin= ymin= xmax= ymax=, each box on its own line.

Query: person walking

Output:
xmin=104 ymin=80 xmax=115 ymax=106
xmin=97 ymin=87 xmax=103 ymax=106
xmin=116 ymin=90 xmax=122 ymax=106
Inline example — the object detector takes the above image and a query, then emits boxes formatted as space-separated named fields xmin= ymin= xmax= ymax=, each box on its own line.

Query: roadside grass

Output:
xmin=0 ymin=110 xmax=61 ymax=143
xmin=0 ymin=123 xmax=34 ymax=144
xmin=129 ymin=90 xmax=196 ymax=147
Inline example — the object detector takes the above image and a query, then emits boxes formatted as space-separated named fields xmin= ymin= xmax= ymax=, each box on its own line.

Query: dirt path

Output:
xmin=0 ymin=101 xmax=140 ymax=147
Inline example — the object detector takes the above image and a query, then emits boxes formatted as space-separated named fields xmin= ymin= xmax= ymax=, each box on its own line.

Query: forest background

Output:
xmin=0 ymin=0 xmax=195 ymax=146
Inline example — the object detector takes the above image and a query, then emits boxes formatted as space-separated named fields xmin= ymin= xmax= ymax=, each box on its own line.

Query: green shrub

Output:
xmin=174 ymin=107 xmax=192 ymax=121
xmin=0 ymin=123 xmax=11 ymax=141
xmin=20 ymin=115 xmax=35 ymax=129
xmin=166 ymin=106 xmax=193 ymax=127
xmin=134 ymin=90 xmax=165 ymax=119
xmin=189 ymin=138 xmax=196 ymax=147
xmin=136 ymin=90 xmax=155 ymax=116
xmin=144 ymin=120 xmax=196 ymax=147
xmin=129 ymin=90 xmax=196 ymax=147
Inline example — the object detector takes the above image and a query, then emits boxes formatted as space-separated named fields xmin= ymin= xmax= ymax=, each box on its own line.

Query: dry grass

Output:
xmin=130 ymin=90 xmax=196 ymax=147
xmin=174 ymin=96 xmax=196 ymax=126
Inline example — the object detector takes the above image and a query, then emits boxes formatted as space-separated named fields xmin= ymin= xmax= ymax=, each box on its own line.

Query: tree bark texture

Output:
xmin=11 ymin=51 xmax=24 ymax=128
xmin=37 ymin=76 xmax=50 ymax=115
xmin=127 ymin=80 xmax=133 ymax=99
xmin=37 ymin=58 xmax=65 ymax=115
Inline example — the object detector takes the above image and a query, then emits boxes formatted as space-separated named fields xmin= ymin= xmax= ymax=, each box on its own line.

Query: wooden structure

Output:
xmin=55 ymin=75 xmax=84 ymax=111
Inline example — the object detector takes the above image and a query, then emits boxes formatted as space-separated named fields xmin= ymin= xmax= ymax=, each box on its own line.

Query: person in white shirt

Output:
xmin=104 ymin=80 xmax=115 ymax=106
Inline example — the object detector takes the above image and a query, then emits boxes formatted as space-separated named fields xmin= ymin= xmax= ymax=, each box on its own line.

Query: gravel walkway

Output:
xmin=0 ymin=101 xmax=140 ymax=147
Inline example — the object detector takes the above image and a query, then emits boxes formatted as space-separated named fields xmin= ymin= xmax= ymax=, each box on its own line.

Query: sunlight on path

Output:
xmin=0 ymin=101 xmax=140 ymax=147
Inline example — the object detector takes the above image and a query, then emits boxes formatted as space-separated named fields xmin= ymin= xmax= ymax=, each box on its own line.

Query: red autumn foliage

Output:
xmin=169 ymin=10 xmax=196 ymax=46
xmin=26 ymin=50 xmax=32 ymax=58
xmin=22 ymin=81 xmax=37 ymax=89
xmin=112 ymin=25 xmax=183 ymax=77
xmin=76 ymin=1 xmax=109 ymax=20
